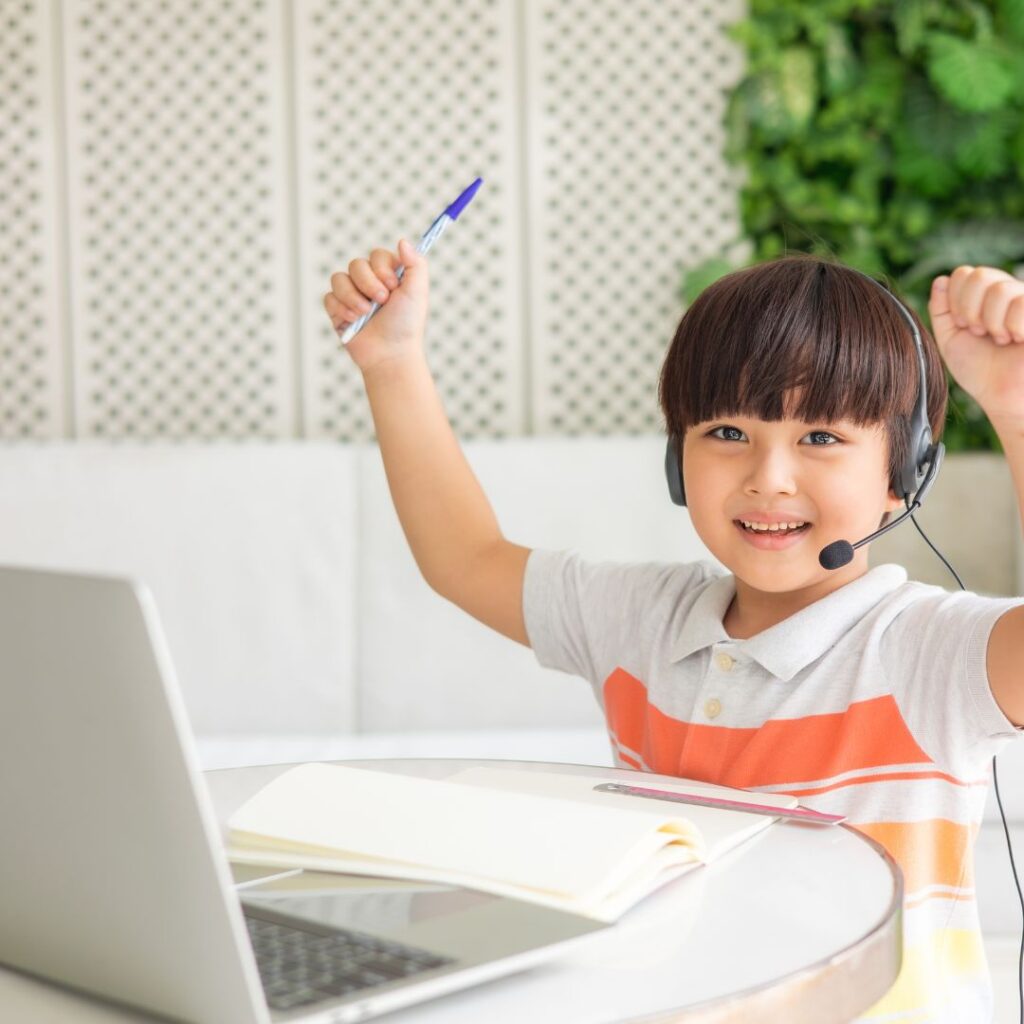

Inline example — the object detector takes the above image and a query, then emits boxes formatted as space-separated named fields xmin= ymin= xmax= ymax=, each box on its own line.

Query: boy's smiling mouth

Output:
xmin=733 ymin=518 xmax=812 ymax=549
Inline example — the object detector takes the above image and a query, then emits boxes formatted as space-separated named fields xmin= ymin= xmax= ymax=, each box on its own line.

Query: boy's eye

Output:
xmin=708 ymin=426 xmax=745 ymax=442
xmin=706 ymin=426 xmax=840 ymax=446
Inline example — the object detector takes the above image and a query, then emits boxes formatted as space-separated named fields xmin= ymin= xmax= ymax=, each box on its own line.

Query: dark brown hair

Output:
xmin=657 ymin=252 xmax=948 ymax=513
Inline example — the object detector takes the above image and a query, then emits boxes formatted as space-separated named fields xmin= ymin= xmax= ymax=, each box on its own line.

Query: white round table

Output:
xmin=207 ymin=757 xmax=902 ymax=1024
xmin=0 ymin=757 xmax=902 ymax=1024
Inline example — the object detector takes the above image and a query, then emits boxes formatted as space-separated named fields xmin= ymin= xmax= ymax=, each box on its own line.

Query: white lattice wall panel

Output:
xmin=63 ymin=0 xmax=296 ymax=438
xmin=524 ymin=0 xmax=748 ymax=435
xmin=4 ymin=0 xmax=751 ymax=441
xmin=298 ymin=0 xmax=525 ymax=441
xmin=0 ymin=0 xmax=67 ymax=438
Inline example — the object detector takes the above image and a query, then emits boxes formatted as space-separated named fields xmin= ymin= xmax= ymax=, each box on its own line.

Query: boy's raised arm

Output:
xmin=324 ymin=239 xmax=532 ymax=648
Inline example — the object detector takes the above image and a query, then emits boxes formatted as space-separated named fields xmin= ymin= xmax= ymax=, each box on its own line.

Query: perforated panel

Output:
xmin=0 ymin=0 xmax=67 ymax=438
xmin=524 ymin=0 xmax=748 ymax=435
xmin=63 ymin=0 xmax=295 ymax=438
xmin=297 ymin=0 xmax=525 ymax=441
xmin=6 ymin=0 xmax=749 ymax=441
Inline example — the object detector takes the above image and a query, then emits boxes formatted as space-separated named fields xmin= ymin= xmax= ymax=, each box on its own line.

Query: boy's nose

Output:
xmin=743 ymin=450 xmax=799 ymax=496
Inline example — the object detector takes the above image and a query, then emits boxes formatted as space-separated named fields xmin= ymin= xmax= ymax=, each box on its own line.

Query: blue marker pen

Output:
xmin=337 ymin=177 xmax=484 ymax=346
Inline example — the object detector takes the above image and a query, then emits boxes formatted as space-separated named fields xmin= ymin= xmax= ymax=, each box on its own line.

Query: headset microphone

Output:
xmin=817 ymin=442 xmax=944 ymax=570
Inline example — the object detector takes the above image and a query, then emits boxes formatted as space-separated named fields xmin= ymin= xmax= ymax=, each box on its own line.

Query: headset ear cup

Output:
xmin=665 ymin=436 xmax=687 ymax=506
xmin=899 ymin=425 xmax=932 ymax=500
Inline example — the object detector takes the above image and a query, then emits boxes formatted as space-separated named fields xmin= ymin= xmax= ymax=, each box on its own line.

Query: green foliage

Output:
xmin=687 ymin=0 xmax=1024 ymax=453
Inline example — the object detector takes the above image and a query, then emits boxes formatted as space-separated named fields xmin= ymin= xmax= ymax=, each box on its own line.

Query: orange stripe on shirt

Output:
xmin=602 ymin=667 xmax=938 ymax=789
xmin=852 ymin=819 xmax=980 ymax=892
xmin=603 ymin=669 xmax=985 ymax=895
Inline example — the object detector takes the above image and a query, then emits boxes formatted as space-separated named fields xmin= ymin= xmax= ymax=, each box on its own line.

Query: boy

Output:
xmin=325 ymin=244 xmax=1024 ymax=1021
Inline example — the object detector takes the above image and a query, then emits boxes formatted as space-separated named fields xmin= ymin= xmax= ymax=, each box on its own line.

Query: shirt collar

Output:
xmin=669 ymin=563 xmax=909 ymax=681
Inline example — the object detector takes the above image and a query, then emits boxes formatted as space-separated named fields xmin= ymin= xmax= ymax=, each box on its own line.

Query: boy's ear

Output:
xmin=885 ymin=488 xmax=904 ymax=513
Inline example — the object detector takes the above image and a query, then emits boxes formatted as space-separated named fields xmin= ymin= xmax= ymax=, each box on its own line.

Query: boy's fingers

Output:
xmin=1010 ymin=295 xmax=1024 ymax=343
xmin=348 ymin=257 xmax=390 ymax=305
xmin=369 ymin=248 xmax=400 ymax=290
xmin=332 ymin=239 xmax=422 ymax=320
xmin=396 ymin=240 xmax=428 ymax=292
xmin=323 ymin=292 xmax=360 ymax=326
xmin=980 ymin=280 xmax=1022 ymax=343
xmin=328 ymin=273 xmax=370 ymax=315
xmin=946 ymin=265 xmax=975 ymax=327
xmin=928 ymin=276 xmax=950 ymax=311
xmin=329 ymin=271 xmax=351 ymax=301
xmin=949 ymin=266 xmax=1017 ymax=333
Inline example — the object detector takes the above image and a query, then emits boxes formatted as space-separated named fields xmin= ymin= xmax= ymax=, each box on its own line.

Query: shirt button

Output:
xmin=704 ymin=698 xmax=722 ymax=719
xmin=715 ymin=653 xmax=735 ymax=671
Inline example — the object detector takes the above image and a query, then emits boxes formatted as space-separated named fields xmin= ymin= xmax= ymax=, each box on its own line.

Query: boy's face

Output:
xmin=681 ymin=409 xmax=904 ymax=595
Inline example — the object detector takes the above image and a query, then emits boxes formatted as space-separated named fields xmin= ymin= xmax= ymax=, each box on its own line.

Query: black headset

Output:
xmin=661 ymin=265 xmax=1024 ymax=1024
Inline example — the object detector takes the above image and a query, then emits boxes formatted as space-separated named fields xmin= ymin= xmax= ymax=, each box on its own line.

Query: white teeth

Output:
xmin=739 ymin=520 xmax=807 ymax=532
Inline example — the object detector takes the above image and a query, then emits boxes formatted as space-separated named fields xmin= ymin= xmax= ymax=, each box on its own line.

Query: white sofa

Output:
xmin=0 ymin=438 xmax=717 ymax=770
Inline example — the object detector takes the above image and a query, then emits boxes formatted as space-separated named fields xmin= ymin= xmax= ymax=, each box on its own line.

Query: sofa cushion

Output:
xmin=0 ymin=443 xmax=359 ymax=735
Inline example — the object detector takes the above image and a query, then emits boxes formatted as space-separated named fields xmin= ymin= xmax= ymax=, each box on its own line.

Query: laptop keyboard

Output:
xmin=244 ymin=905 xmax=456 ymax=1013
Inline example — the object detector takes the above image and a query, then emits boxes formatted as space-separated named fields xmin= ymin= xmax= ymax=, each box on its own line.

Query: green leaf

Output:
xmin=797 ymin=4 xmax=835 ymax=47
xmin=758 ymin=233 xmax=787 ymax=259
xmin=899 ymin=219 xmax=1024 ymax=285
xmin=723 ymin=87 xmax=752 ymax=164
xmin=725 ymin=19 xmax=759 ymax=48
xmin=1000 ymin=0 xmax=1024 ymax=41
xmin=681 ymin=258 xmax=738 ymax=306
xmin=891 ymin=140 xmax=961 ymax=197
xmin=821 ymin=22 xmax=858 ymax=93
xmin=779 ymin=46 xmax=819 ymax=128
xmin=953 ymin=111 xmax=1015 ymax=178
xmin=893 ymin=0 xmax=929 ymax=56
xmin=747 ymin=5 xmax=804 ymax=45
xmin=890 ymin=195 xmax=934 ymax=238
xmin=821 ymin=0 xmax=887 ymax=17
xmin=801 ymin=125 xmax=872 ymax=164
xmin=1013 ymin=120 xmax=1024 ymax=178
xmin=859 ymin=55 xmax=907 ymax=126
xmin=741 ymin=73 xmax=791 ymax=143
xmin=962 ymin=0 xmax=995 ymax=41
xmin=892 ymin=77 xmax=968 ymax=195
xmin=902 ymin=75 xmax=962 ymax=156
xmin=926 ymin=33 xmax=1017 ymax=111
xmin=849 ymin=161 xmax=885 ymax=216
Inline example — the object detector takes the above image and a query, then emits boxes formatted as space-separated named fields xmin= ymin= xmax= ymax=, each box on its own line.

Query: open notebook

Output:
xmin=226 ymin=764 xmax=799 ymax=923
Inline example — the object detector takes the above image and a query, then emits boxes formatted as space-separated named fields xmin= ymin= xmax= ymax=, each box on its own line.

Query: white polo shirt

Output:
xmin=523 ymin=548 xmax=1024 ymax=1024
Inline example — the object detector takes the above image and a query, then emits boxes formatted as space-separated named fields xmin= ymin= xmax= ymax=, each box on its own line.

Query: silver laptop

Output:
xmin=0 ymin=564 xmax=609 ymax=1023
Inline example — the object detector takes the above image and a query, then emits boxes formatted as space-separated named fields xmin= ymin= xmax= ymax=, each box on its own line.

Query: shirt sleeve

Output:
xmin=522 ymin=547 xmax=707 ymax=692
xmin=881 ymin=585 xmax=1024 ymax=776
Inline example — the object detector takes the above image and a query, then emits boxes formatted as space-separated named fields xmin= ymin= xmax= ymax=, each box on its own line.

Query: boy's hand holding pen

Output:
xmin=323 ymin=178 xmax=482 ymax=376
xmin=318 ymin=179 xmax=494 ymax=600
xmin=323 ymin=237 xmax=430 ymax=374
